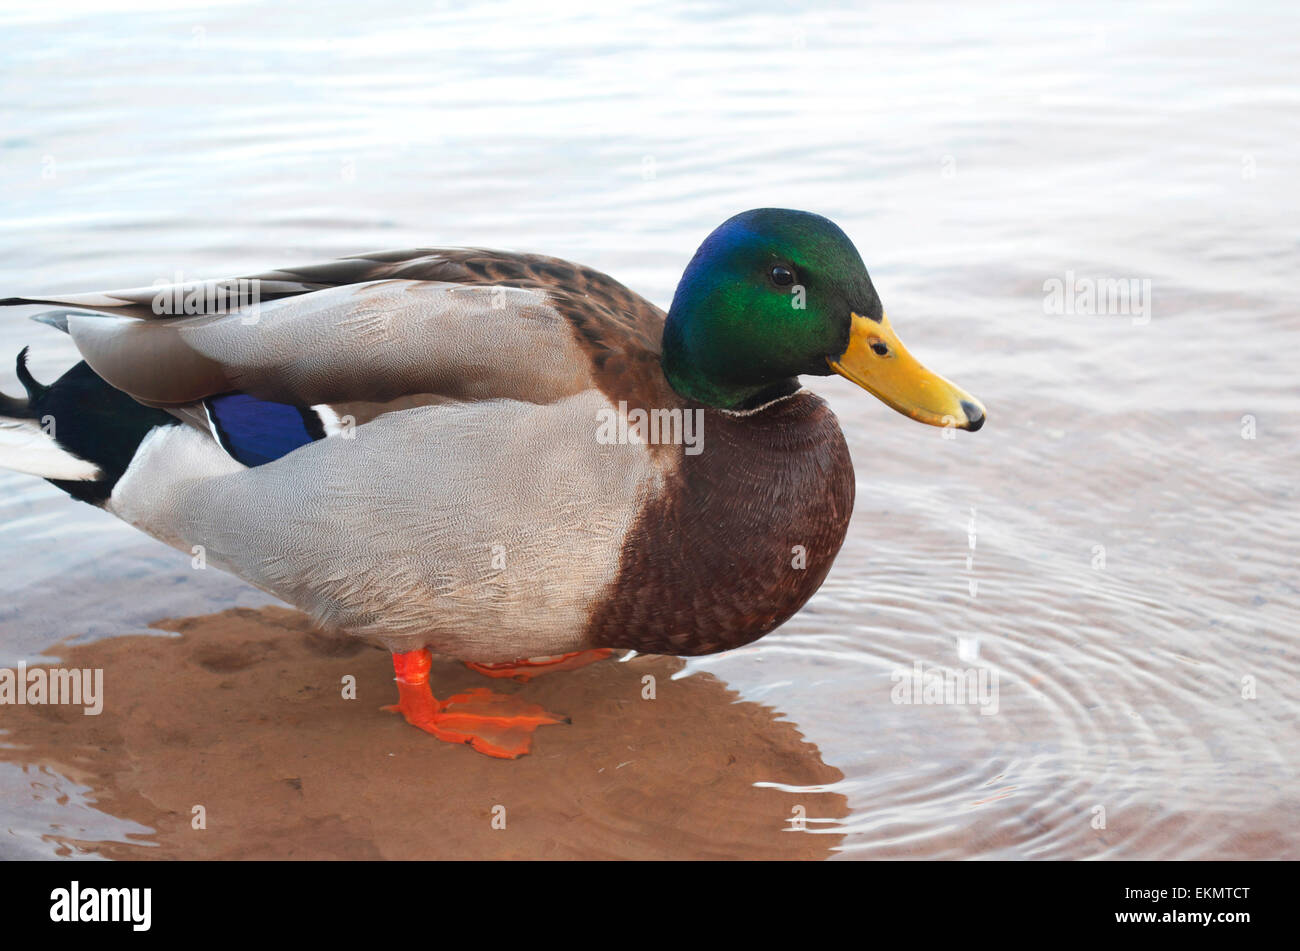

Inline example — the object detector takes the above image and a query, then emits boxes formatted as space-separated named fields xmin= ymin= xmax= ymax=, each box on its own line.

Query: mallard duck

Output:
xmin=0 ymin=209 xmax=984 ymax=758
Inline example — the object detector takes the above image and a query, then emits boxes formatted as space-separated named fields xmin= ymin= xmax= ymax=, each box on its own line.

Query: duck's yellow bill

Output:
xmin=828 ymin=312 xmax=985 ymax=431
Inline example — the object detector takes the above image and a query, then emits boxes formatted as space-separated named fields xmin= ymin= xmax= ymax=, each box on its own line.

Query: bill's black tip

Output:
xmin=960 ymin=400 xmax=985 ymax=432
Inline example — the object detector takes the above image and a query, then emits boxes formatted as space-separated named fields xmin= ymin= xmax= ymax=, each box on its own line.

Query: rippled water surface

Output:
xmin=1 ymin=0 xmax=1298 ymax=858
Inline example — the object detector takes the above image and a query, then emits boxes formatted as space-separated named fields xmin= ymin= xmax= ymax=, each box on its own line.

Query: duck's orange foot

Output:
xmin=383 ymin=650 xmax=566 ymax=759
xmin=464 ymin=648 xmax=614 ymax=683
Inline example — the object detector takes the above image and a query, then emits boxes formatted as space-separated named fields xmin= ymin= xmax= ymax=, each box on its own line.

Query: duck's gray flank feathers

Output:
xmin=107 ymin=392 xmax=665 ymax=661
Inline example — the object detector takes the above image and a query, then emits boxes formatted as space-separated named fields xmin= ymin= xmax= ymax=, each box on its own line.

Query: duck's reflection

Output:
xmin=1 ymin=605 xmax=846 ymax=859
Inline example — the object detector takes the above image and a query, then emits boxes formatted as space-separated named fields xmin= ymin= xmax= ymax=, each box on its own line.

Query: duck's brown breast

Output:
xmin=584 ymin=390 xmax=856 ymax=655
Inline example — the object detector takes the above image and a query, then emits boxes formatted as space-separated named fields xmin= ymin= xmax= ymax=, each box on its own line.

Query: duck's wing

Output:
xmin=1 ymin=248 xmax=661 ymax=331
xmin=0 ymin=252 xmax=675 ymax=655
xmin=5 ymin=248 xmax=667 ymax=412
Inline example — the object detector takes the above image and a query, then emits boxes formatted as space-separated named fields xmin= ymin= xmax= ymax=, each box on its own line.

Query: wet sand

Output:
xmin=0 ymin=606 xmax=847 ymax=859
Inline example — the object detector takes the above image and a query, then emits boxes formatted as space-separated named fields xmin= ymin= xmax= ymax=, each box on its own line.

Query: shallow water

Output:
xmin=1 ymin=0 xmax=1298 ymax=858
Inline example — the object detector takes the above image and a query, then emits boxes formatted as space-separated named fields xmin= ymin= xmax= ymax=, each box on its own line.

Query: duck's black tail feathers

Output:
xmin=0 ymin=349 xmax=176 ymax=505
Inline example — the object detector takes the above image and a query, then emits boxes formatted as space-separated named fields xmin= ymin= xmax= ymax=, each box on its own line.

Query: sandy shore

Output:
xmin=1 ymin=606 xmax=847 ymax=859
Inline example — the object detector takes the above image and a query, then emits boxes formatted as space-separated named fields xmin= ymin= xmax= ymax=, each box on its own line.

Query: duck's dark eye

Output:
xmin=769 ymin=265 xmax=795 ymax=288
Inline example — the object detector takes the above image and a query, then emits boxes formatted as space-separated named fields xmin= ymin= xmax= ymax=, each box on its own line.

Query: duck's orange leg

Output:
xmin=382 ymin=649 xmax=567 ymax=759
xmin=464 ymin=648 xmax=614 ymax=683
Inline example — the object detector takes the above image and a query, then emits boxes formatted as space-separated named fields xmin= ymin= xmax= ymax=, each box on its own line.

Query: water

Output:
xmin=1 ymin=0 xmax=1297 ymax=858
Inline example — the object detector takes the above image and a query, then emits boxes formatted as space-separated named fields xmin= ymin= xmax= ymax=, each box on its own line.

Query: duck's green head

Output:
xmin=662 ymin=208 xmax=985 ymax=430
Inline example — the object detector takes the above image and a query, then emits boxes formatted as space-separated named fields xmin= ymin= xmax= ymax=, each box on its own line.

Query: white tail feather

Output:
xmin=0 ymin=418 xmax=100 ymax=480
